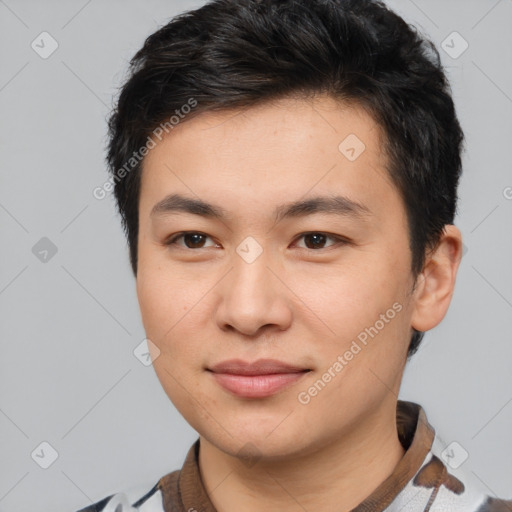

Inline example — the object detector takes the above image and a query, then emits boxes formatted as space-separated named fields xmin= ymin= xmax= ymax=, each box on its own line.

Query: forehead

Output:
xmin=138 ymin=95 xmax=400 ymax=223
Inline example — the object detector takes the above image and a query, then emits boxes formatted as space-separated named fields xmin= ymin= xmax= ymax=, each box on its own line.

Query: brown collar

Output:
xmin=157 ymin=400 xmax=435 ymax=512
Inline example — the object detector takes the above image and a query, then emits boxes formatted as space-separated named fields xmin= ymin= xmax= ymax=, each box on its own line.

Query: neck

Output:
xmin=198 ymin=400 xmax=406 ymax=512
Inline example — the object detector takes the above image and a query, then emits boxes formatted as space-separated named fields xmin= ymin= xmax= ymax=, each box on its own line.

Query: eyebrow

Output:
xmin=150 ymin=193 xmax=373 ymax=223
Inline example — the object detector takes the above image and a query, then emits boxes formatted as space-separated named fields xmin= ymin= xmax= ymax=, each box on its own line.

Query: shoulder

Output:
xmin=71 ymin=445 xmax=189 ymax=512
xmin=73 ymin=478 xmax=168 ymax=512
xmin=404 ymin=448 xmax=512 ymax=512
xmin=474 ymin=497 xmax=512 ymax=511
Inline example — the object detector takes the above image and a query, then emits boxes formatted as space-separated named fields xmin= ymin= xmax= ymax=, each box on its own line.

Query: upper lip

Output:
xmin=208 ymin=358 xmax=310 ymax=375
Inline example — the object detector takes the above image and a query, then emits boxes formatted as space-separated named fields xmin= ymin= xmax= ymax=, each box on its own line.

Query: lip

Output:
xmin=207 ymin=358 xmax=311 ymax=398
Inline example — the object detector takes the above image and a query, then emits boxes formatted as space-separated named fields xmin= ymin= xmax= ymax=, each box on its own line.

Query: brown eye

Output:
xmin=182 ymin=233 xmax=207 ymax=248
xmin=303 ymin=233 xmax=328 ymax=249
xmin=165 ymin=232 xmax=217 ymax=249
xmin=295 ymin=232 xmax=346 ymax=250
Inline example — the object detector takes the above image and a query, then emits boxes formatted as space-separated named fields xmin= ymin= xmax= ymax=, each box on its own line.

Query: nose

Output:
xmin=214 ymin=247 xmax=293 ymax=336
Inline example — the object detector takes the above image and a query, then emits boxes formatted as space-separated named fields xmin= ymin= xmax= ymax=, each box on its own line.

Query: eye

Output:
xmin=164 ymin=231 xmax=218 ymax=249
xmin=163 ymin=231 xmax=349 ymax=251
xmin=293 ymin=232 xmax=348 ymax=250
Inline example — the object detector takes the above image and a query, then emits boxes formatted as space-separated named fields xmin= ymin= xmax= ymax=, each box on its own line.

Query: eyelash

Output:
xmin=163 ymin=231 xmax=350 ymax=251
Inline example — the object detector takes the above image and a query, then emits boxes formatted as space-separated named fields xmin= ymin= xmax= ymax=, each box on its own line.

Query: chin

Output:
xmin=203 ymin=419 xmax=313 ymax=462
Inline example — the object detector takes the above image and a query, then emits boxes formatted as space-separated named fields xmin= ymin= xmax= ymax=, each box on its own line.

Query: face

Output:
xmin=136 ymin=95 xmax=418 ymax=460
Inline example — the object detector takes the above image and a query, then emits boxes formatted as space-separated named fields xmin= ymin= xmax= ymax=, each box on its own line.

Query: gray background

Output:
xmin=0 ymin=0 xmax=511 ymax=511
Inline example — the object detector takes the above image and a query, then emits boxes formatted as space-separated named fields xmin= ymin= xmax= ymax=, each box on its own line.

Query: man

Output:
xmin=77 ymin=0 xmax=511 ymax=510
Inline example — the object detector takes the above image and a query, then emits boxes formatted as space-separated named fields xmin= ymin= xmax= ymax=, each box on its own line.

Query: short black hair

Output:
xmin=106 ymin=0 xmax=465 ymax=358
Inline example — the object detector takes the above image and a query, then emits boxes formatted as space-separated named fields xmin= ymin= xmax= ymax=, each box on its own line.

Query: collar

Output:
xmin=157 ymin=400 xmax=435 ymax=512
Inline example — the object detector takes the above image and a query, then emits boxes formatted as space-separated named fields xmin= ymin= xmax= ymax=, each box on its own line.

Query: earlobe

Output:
xmin=410 ymin=225 xmax=463 ymax=333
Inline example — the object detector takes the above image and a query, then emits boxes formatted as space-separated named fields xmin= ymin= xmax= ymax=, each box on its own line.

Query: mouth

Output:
xmin=207 ymin=358 xmax=312 ymax=398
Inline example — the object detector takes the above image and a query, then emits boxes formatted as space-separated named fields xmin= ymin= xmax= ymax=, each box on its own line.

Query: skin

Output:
xmin=136 ymin=95 xmax=462 ymax=512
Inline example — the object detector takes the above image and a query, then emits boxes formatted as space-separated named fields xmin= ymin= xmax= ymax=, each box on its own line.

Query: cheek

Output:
xmin=137 ymin=267 xmax=209 ymax=417
xmin=136 ymin=271 xmax=169 ymax=341
xmin=137 ymin=259 xmax=200 ymax=339
xmin=136 ymin=261 xmax=216 ymax=385
xmin=294 ymin=251 xmax=412 ymax=392
xmin=293 ymin=255 xmax=405 ymax=339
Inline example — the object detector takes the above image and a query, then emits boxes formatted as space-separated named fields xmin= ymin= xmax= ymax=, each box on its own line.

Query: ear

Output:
xmin=410 ymin=225 xmax=463 ymax=332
